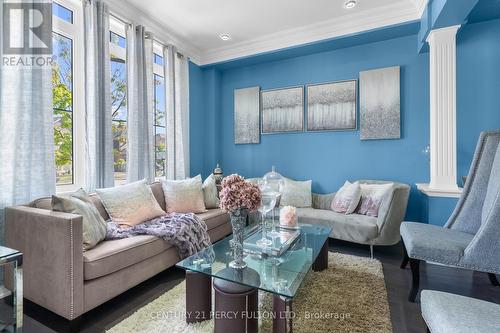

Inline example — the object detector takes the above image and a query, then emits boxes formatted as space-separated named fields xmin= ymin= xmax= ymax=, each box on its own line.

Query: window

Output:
xmin=153 ymin=47 xmax=166 ymax=178
xmin=52 ymin=0 xmax=84 ymax=188
xmin=53 ymin=2 xmax=73 ymax=23
xmin=52 ymin=33 xmax=73 ymax=185
xmin=109 ymin=18 xmax=128 ymax=184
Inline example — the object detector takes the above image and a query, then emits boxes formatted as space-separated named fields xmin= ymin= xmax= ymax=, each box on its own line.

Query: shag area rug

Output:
xmin=107 ymin=252 xmax=392 ymax=333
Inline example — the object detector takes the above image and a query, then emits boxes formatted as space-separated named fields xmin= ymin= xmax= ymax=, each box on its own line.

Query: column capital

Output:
xmin=427 ymin=25 xmax=461 ymax=44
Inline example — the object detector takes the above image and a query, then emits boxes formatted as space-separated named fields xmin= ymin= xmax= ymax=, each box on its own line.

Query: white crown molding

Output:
xmin=105 ymin=1 xmax=423 ymax=66
xmin=105 ymin=0 xmax=203 ymax=64
xmin=412 ymin=0 xmax=429 ymax=17
xmin=198 ymin=2 xmax=420 ymax=65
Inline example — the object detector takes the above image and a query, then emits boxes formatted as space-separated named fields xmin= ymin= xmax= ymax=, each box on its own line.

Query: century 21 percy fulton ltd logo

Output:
xmin=2 ymin=1 xmax=52 ymax=67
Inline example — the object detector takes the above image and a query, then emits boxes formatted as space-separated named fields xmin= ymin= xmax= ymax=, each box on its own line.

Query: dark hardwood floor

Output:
xmin=16 ymin=240 xmax=500 ymax=333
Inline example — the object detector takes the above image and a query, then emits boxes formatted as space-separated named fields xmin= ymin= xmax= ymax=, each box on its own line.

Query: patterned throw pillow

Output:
xmin=161 ymin=175 xmax=207 ymax=213
xmin=52 ymin=188 xmax=107 ymax=250
xmin=356 ymin=183 xmax=394 ymax=217
xmin=96 ymin=179 xmax=166 ymax=227
xmin=202 ymin=174 xmax=220 ymax=209
xmin=280 ymin=178 xmax=312 ymax=208
xmin=331 ymin=181 xmax=362 ymax=214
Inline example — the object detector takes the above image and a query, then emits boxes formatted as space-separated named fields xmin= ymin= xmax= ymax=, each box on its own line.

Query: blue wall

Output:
xmin=216 ymin=34 xmax=430 ymax=222
xmin=456 ymin=18 xmax=500 ymax=179
xmin=189 ymin=61 xmax=205 ymax=176
xmin=189 ymin=18 xmax=500 ymax=225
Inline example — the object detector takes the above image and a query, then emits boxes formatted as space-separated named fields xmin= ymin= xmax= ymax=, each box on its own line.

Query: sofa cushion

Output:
xmin=83 ymin=208 xmax=229 ymax=280
xmin=421 ymin=290 xmax=500 ymax=333
xmin=281 ymin=178 xmax=312 ymax=208
xmin=161 ymin=175 xmax=207 ymax=213
xmin=331 ymin=181 xmax=361 ymax=214
xmin=197 ymin=208 xmax=229 ymax=230
xmin=32 ymin=183 xmax=165 ymax=222
xmin=52 ymin=189 xmax=107 ymax=251
xmin=83 ymin=235 xmax=171 ymax=280
xmin=96 ymin=179 xmax=166 ymax=227
xmin=296 ymin=208 xmax=378 ymax=243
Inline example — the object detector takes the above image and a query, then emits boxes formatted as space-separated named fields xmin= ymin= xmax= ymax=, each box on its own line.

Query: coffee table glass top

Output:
xmin=176 ymin=223 xmax=331 ymax=298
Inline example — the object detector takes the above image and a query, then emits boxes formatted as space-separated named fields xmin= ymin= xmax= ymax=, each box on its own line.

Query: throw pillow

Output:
xmin=331 ymin=181 xmax=362 ymax=214
xmin=96 ymin=179 xmax=166 ymax=227
xmin=52 ymin=189 xmax=107 ymax=251
xmin=280 ymin=178 xmax=312 ymax=208
xmin=202 ymin=174 xmax=220 ymax=209
xmin=356 ymin=183 xmax=394 ymax=217
xmin=161 ymin=175 xmax=207 ymax=213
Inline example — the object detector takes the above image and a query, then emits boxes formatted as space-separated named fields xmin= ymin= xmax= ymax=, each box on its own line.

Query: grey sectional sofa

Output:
xmin=4 ymin=182 xmax=231 ymax=321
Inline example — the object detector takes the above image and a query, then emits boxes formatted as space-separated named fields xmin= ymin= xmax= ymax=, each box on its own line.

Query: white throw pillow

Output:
xmin=280 ymin=178 xmax=312 ymax=208
xmin=52 ymin=188 xmax=107 ymax=250
xmin=96 ymin=179 xmax=166 ymax=227
xmin=202 ymin=174 xmax=220 ymax=209
xmin=161 ymin=175 xmax=207 ymax=213
xmin=331 ymin=181 xmax=362 ymax=214
xmin=356 ymin=183 xmax=394 ymax=217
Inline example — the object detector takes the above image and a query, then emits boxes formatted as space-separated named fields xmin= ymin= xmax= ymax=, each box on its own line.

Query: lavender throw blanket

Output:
xmin=106 ymin=213 xmax=211 ymax=259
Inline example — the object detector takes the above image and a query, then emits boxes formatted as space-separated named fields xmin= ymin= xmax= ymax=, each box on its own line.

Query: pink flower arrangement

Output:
xmin=219 ymin=174 xmax=261 ymax=213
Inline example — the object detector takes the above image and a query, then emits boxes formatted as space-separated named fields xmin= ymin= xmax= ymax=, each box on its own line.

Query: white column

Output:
xmin=426 ymin=25 xmax=461 ymax=194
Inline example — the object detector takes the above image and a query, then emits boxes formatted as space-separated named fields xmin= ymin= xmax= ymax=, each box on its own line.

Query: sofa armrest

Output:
xmin=312 ymin=193 xmax=336 ymax=210
xmin=374 ymin=183 xmax=410 ymax=245
xmin=5 ymin=206 xmax=84 ymax=320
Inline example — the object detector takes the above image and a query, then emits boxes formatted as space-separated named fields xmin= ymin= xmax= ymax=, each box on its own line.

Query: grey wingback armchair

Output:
xmin=400 ymin=131 xmax=500 ymax=302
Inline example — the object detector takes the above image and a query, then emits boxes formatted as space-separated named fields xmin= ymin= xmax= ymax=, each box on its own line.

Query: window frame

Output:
xmin=153 ymin=43 xmax=166 ymax=179
xmin=109 ymin=16 xmax=128 ymax=185
xmin=53 ymin=0 xmax=85 ymax=192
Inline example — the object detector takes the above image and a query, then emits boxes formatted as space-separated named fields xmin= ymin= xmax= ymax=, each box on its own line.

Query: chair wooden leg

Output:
xmin=488 ymin=273 xmax=500 ymax=287
xmin=400 ymin=243 xmax=409 ymax=269
xmin=409 ymin=258 xmax=420 ymax=302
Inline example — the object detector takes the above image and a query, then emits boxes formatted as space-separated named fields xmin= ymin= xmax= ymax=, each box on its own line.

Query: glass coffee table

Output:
xmin=176 ymin=223 xmax=331 ymax=333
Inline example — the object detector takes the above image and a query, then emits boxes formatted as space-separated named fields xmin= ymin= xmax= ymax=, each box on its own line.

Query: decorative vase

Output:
xmin=229 ymin=208 xmax=248 ymax=269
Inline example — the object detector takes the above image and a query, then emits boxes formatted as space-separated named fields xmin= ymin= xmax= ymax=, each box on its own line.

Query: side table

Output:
xmin=0 ymin=246 xmax=23 ymax=332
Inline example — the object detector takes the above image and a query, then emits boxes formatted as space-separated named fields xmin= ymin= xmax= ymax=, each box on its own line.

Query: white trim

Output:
xmin=198 ymin=2 xmax=420 ymax=65
xmin=417 ymin=183 xmax=462 ymax=198
xmin=53 ymin=0 xmax=85 ymax=192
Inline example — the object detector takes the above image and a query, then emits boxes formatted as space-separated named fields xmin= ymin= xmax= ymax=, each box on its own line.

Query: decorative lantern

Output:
xmin=213 ymin=163 xmax=223 ymax=192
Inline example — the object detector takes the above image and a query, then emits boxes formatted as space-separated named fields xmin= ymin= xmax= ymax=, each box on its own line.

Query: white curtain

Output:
xmin=164 ymin=46 xmax=190 ymax=180
xmin=0 ymin=2 xmax=55 ymax=244
xmin=126 ymin=25 xmax=155 ymax=183
xmin=83 ymin=0 xmax=114 ymax=191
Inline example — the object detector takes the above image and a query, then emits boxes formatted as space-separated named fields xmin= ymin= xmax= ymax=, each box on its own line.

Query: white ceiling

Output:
xmin=121 ymin=0 xmax=427 ymax=65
